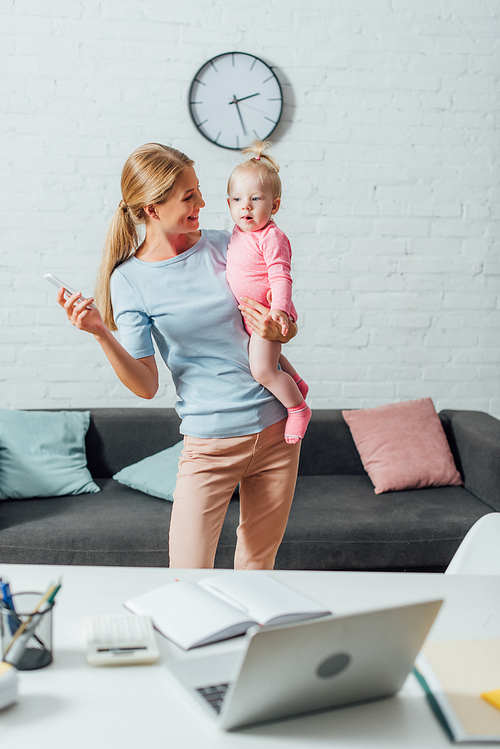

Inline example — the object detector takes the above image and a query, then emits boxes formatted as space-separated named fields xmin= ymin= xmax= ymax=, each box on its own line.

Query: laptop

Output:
xmin=165 ymin=598 xmax=443 ymax=731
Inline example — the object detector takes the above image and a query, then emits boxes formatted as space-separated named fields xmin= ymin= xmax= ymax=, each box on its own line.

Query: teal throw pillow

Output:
xmin=0 ymin=409 xmax=100 ymax=500
xmin=112 ymin=441 xmax=184 ymax=501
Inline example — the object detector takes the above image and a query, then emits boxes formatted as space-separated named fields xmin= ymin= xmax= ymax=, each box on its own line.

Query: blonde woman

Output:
xmin=226 ymin=140 xmax=311 ymax=444
xmin=57 ymin=143 xmax=301 ymax=570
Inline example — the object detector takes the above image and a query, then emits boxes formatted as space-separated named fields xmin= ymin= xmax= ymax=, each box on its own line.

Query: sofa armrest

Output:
xmin=440 ymin=410 xmax=500 ymax=510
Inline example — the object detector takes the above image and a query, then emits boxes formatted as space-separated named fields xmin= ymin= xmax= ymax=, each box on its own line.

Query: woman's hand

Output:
xmin=56 ymin=287 xmax=159 ymax=399
xmin=239 ymin=296 xmax=297 ymax=343
xmin=58 ymin=289 xmax=107 ymax=337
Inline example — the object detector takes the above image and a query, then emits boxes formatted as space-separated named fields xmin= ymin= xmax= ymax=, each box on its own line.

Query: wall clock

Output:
xmin=189 ymin=52 xmax=283 ymax=151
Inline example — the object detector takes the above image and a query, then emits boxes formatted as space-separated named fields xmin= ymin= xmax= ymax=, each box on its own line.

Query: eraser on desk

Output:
xmin=481 ymin=688 xmax=500 ymax=712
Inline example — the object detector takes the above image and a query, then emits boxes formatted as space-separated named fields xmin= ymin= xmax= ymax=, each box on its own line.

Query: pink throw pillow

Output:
xmin=342 ymin=398 xmax=463 ymax=494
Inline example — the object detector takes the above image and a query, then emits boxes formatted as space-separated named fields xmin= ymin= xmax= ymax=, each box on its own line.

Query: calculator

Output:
xmin=85 ymin=614 xmax=160 ymax=666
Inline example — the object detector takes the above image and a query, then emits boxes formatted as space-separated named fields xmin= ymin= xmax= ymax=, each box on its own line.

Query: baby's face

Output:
xmin=227 ymin=170 xmax=280 ymax=233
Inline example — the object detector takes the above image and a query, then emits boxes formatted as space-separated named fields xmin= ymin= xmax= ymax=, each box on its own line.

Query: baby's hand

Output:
xmin=270 ymin=309 xmax=289 ymax=337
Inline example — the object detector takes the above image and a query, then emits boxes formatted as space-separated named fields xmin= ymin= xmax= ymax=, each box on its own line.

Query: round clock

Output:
xmin=189 ymin=52 xmax=283 ymax=151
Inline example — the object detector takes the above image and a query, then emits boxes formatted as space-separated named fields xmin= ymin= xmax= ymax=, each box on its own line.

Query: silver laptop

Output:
xmin=165 ymin=598 xmax=443 ymax=731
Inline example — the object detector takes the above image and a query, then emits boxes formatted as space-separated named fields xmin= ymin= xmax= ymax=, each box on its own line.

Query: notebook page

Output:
xmin=199 ymin=572 xmax=331 ymax=626
xmin=125 ymin=581 xmax=256 ymax=650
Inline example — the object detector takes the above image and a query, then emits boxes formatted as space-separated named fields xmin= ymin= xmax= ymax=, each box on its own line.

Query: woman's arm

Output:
xmin=238 ymin=295 xmax=297 ymax=344
xmin=59 ymin=290 xmax=159 ymax=399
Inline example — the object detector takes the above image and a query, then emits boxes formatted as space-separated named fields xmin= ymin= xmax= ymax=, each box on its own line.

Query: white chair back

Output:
xmin=446 ymin=513 xmax=500 ymax=574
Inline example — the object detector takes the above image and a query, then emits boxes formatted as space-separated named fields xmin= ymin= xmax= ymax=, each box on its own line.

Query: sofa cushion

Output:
xmin=113 ymin=441 xmax=184 ymax=501
xmin=342 ymin=399 xmax=463 ymax=494
xmin=274 ymin=475 xmax=491 ymax=571
xmin=0 ymin=409 xmax=100 ymax=500
xmin=0 ymin=474 xmax=493 ymax=572
xmin=0 ymin=478 xmax=239 ymax=567
xmin=0 ymin=479 xmax=171 ymax=566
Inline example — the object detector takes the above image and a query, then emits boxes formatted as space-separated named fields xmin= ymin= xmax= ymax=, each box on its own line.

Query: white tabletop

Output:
xmin=1 ymin=564 xmax=500 ymax=748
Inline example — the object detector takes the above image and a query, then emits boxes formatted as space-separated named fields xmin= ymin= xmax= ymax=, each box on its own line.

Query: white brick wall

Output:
xmin=1 ymin=0 xmax=499 ymax=416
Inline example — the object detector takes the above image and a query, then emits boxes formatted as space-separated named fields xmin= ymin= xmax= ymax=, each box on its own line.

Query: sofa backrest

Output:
xmin=82 ymin=408 xmax=368 ymax=478
xmin=84 ymin=408 xmax=182 ymax=478
xmin=72 ymin=407 xmax=465 ymax=481
xmin=298 ymin=410 xmax=366 ymax=476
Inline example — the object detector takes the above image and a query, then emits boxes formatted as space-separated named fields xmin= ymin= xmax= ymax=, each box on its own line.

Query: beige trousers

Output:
xmin=169 ymin=419 xmax=301 ymax=569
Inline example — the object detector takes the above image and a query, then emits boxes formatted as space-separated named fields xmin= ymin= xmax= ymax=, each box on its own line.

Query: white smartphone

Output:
xmin=44 ymin=273 xmax=96 ymax=308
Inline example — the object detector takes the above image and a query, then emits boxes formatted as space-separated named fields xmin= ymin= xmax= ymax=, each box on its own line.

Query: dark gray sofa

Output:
xmin=0 ymin=408 xmax=499 ymax=571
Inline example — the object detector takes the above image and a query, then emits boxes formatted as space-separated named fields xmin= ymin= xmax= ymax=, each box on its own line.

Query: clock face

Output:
xmin=189 ymin=52 xmax=283 ymax=151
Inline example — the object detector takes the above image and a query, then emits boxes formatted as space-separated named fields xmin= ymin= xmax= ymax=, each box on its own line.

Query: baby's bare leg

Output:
xmin=278 ymin=354 xmax=296 ymax=377
xmin=279 ymin=354 xmax=309 ymax=399
xmin=249 ymin=335 xmax=303 ymax=408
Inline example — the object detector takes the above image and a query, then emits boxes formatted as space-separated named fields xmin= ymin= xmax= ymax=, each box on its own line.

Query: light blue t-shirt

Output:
xmin=110 ymin=229 xmax=286 ymax=438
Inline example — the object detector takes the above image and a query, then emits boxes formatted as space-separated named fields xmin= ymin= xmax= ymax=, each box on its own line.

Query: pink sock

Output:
xmin=285 ymin=400 xmax=311 ymax=444
xmin=292 ymin=373 xmax=309 ymax=399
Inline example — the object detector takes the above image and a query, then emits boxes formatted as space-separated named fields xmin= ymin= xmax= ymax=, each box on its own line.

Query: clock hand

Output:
xmin=230 ymin=95 xmax=247 ymax=136
xmin=232 ymin=93 xmax=260 ymax=103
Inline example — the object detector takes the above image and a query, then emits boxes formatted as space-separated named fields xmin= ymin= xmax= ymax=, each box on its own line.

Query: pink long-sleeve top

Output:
xmin=226 ymin=222 xmax=297 ymax=333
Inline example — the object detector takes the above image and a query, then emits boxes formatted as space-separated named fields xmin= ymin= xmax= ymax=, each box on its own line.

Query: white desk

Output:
xmin=1 ymin=565 xmax=500 ymax=748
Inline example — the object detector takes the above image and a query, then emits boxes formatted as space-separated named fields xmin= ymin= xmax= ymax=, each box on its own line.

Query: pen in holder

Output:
xmin=1 ymin=592 xmax=54 ymax=670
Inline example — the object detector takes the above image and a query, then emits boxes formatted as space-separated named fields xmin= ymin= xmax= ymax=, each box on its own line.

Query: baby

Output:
xmin=226 ymin=140 xmax=311 ymax=444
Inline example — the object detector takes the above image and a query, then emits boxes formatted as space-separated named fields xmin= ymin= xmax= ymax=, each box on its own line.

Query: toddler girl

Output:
xmin=226 ymin=140 xmax=311 ymax=444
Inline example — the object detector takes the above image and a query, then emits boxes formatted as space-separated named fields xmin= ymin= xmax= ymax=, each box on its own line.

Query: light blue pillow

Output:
xmin=112 ymin=441 xmax=184 ymax=501
xmin=0 ymin=409 xmax=100 ymax=500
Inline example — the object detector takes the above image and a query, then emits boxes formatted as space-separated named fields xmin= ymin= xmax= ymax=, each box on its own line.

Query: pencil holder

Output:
xmin=1 ymin=592 xmax=54 ymax=670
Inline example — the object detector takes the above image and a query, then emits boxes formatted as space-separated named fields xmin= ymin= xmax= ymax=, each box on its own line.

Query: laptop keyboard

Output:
xmin=196 ymin=683 xmax=230 ymax=714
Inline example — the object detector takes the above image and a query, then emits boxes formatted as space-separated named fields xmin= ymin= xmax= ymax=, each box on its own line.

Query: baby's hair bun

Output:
xmin=242 ymin=139 xmax=279 ymax=172
xmin=227 ymin=138 xmax=282 ymax=200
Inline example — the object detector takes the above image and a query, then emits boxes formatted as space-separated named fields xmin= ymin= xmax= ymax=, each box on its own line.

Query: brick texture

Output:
xmin=1 ymin=0 xmax=499 ymax=416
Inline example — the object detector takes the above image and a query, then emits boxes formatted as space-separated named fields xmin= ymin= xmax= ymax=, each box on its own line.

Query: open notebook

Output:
xmin=125 ymin=572 xmax=331 ymax=649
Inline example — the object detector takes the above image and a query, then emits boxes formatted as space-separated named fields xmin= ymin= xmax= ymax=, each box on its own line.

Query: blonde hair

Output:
xmin=95 ymin=143 xmax=194 ymax=330
xmin=227 ymin=139 xmax=282 ymax=201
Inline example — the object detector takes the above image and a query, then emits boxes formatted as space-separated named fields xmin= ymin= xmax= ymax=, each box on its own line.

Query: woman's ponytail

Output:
xmin=94 ymin=143 xmax=194 ymax=331
xmin=94 ymin=205 xmax=138 ymax=331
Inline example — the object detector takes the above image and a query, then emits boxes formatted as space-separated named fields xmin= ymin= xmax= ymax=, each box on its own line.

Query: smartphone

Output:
xmin=44 ymin=273 xmax=96 ymax=308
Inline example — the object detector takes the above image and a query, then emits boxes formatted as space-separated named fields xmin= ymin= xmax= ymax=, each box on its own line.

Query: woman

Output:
xmin=58 ymin=143 xmax=301 ymax=570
